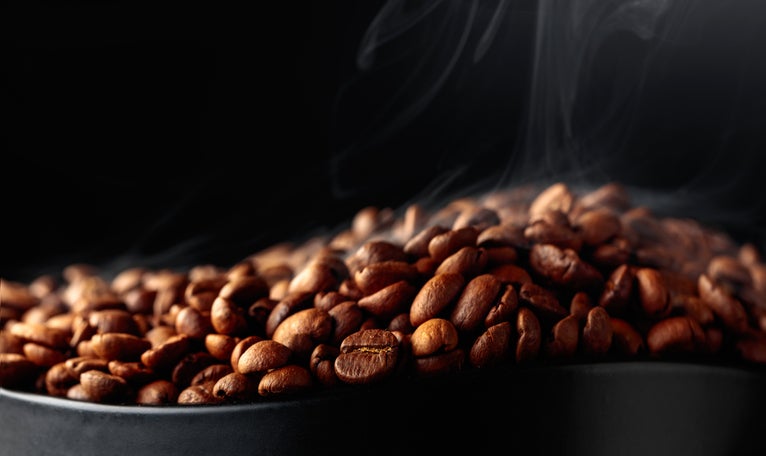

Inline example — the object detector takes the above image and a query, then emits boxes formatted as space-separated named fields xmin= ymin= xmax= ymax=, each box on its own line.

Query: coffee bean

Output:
xmin=334 ymin=329 xmax=399 ymax=384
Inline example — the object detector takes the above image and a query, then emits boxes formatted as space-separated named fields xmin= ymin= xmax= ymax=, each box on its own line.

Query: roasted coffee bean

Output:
xmin=258 ymin=364 xmax=313 ymax=397
xmin=191 ymin=364 xmax=234 ymax=386
xmin=477 ymin=223 xmax=528 ymax=249
xmin=205 ymin=333 xmax=239 ymax=361
xmin=8 ymin=322 xmax=70 ymax=349
xmin=354 ymin=261 xmax=420 ymax=296
xmin=609 ymin=318 xmax=644 ymax=356
xmin=544 ymin=315 xmax=579 ymax=359
xmin=519 ymin=282 xmax=567 ymax=321
xmin=469 ymin=321 xmax=512 ymax=368
xmin=524 ymin=215 xmax=582 ymax=252
xmin=581 ymin=307 xmax=613 ymax=356
xmin=410 ymin=318 xmax=459 ymax=357
xmin=485 ymin=284 xmax=519 ymax=327
xmin=264 ymin=291 xmax=315 ymax=338
xmin=140 ymin=334 xmax=192 ymax=370
xmin=647 ymin=316 xmax=706 ymax=355
xmin=387 ymin=313 xmax=415 ymax=334
xmin=172 ymin=352 xmax=218 ymax=389
xmin=452 ymin=206 xmax=500 ymax=232
xmin=80 ymin=369 xmax=128 ymax=403
xmin=698 ymin=274 xmax=749 ymax=334
xmin=219 ymin=275 xmax=270 ymax=308
xmin=271 ymin=308 xmax=332 ymax=360
xmin=328 ymin=301 xmax=364 ymax=346
xmin=0 ymin=353 xmax=39 ymax=388
xmin=410 ymin=273 xmax=465 ymax=327
xmin=108 ymin=360 xmax=155 ymax=384
xmin=177 ymin=384 xmax=221 ymax=405
xmin=413 ymin=348 xmax=465 ymax=377
xmin=357 ymin=280 xmax=417 ymax=319
xmin=598 ymin=264 xmax=634 ymax=315
xmin=145 ymin=326 xmax=177 ymax=347
xmin=334 ymin=329 xmax=399 ymax=384
xmin=735 ymin=334 xmax=766 ymax=363
xmin=229 ymin=335 xmax=263 ymax=373
xmin=516 ymin=307 xmax=541 ymax=363
xmin=528 ymin=182 xmax=574 ymax=220
xmin=91 ymin=333 xmax=152 ymax=361
xmin=428 ymin=227 xmax=480 ymax=264
xmin=574 ymin=207 xmax=622 ymax=247
xmin=174 ymin=306 xmax=213 ymax=339
xmin=136 ymin=379 xmax=179 ymax=405
xmin=570 ymin=292 xmax=594 ymax=322
xmin=488 ymin=263 xmax=533 ymax=286
xmin=213 ymin=372 xmax=258 ymax=402
xmin=210 ymin=296 xmax=248 ymax=336
xmin=404 ymin=225 xmax=449 ymax=258
xmin=451 ymin=274 xmax=502 ymax=333
xmin=434 ymin=246 xmax=488 ymax=278
xmin=184 ymin=277 xmax=227 ymax=312
xmin=65 ymin=356 xmax=109 ymax=377
xmin=483 ymin=246 xmax=519 ymax=266
xmin=309 ymin=344 xmax=340 ymax=387
xmin=529 ymin=244 xmax=604 ymax=290
xmin=23 ymin=342 xmax=67 ymax=367
xmin=238 ymin=340 xmax=292 ymax=375
xmin=636 ymin=268 xmax=671 ymax=320
xmin=346 ymin=240 xmax=408 ymax=275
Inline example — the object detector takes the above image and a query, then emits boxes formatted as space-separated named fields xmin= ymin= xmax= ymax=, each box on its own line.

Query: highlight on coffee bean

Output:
xmin=1 ymin=181 xmax=765 ymax=405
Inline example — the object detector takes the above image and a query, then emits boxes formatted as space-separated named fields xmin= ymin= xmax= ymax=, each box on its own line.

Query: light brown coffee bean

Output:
xmin=272 ymin=308 xmax=333 ymax=360
xmin=205 ymin=333 xmax=239 ymax=361
xmin=22 ymin=342 xmax=67 ymax=367
xmin=410 ymin=273 xmax=465 ymax=327
xmin=8 ymin=321 xmax=70 ymax=349
xmin=0 ymin=280 xmax=39 ymax=311
xmin=477 ymin=223 xmax=528 ymax=249
xmin=80 ymin=369 xmax=128 ymax=403
xmin=516 ymin=307 xmax=541 ymax=363
xmin=136 ymin=380 xmax=179 ymax=404
xmin=145 ymin=325 xmax=177 ymax=347
xmin=65 ymin=356 xmax=109 ymax=377
xmin=88 ymin=309 xmax=140 ymax=335
xmin=91 ymin=333 xmax=152 ymax=361
xmin=707 ymin=255 xmax=752 ymax=289
xmin=635 ymin=268 xmax=671 ymax=319
xmin=452 ymin=206 xmax=500 ymax=232
xmin=177 ymin=384 xmax=221 ymax=405
xmin=258 ymin=364 xmax=314 ymax=397
xmin=582 ymin=307 xmax=613 ymax=356
xmin=334 ymin=329 xmax=400 ymax=385
xmin=238 ymin=340 xmax=292 ymax=375
xmin=288 ymin=262 xmax=339 ymax=296
xmin=646 ymin=316 xmax=706 ymax=355
xmin=528 ymin=182 xmax=574 ymax=220
xmin=451 ymin=274 xmax=502 ymax=333
xmin=229 ymin=335 xmax=263 ymax=373
xmin=410 ymin=318 xmax=459 ymax=357
xmin=469 ymin=321 xmax=512 ymax=368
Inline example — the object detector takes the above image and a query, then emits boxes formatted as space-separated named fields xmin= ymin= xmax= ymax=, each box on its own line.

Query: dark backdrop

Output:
xmin=4 ymin=0 xmax=766 ymax=282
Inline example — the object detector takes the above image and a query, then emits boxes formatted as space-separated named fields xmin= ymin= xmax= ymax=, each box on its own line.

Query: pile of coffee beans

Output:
xmin=1 ymin=182 xmax=765 ymax=405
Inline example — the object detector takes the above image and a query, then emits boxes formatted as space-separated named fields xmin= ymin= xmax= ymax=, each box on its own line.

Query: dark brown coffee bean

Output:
xmin=578 ymin=182 xmax=632 ymax=212
xmin=346 ymin=240 xmax=408 ymax=275
xmin=354 ymin=261 xmax=420 ymax=296
xmin=140 ymin=334 xmax=192 ymax=370
xmin=647 ymin=316 xmax=706 ymax=355
xmin=453 ymin=206 xmax=500 ymax=232
xmin=91 ymin=333 xmax=152 ymax=361
xmin=314 ymin=291 xmax=350 ymax=312
xmin=609 ymin=318 xmax=644 ymax=356
xmin=107 ymin=360 xmax=155 ymax=384
xmin=65 ymin=356 xmax=109 ymax=377
xmin=171 ymin=352 xmax=218 ymax=389
xmin=589 ymin=237 xmax=632 ymax=268
xmin=484 ymin=284 xmax=519 ymax=328
xmin=671 ymin=295 xmax=715 ymax=326
xmin=357 ymin=281 xmax=417 ymax=319
xmin=544 ymin=315 xmax=579 ymax=359
xmin=258 ymin=364 xmax=314 ymax=397
xmin=80 ymin=369 xmax=128 ymax=403
xmin=309 ymin=344 xmax=340 ymax=387
xmin=410 ymin=273 xmax=465 ymax=327
xmin=404 ymin=225 xmax=449 ymax=258
xmin=519 ymin=282 xmax=567 ymax=321
xmin=178 ymin=384 xmax=221 ymax=405
xmin=184 ymin=277 xmax=227 ymax=312
xmin=598 ymin=264 xmax=634 ymax=315
xmin=477 ymin=223 xmax=528 ymax=249
xmin=272 ymin=308 xmax=333 ymax=360
xmin=582 ymin=307 xmax=613 ymax=356
xmin=238 ymin=340 xmax=292 ymax=375
xmin=488 ymin=264 xmax=533 ymax=286
xmin=219 ymin=275 xmax=270 ymax=308
xmin=136 ymin=380 xmax=179 ymax=405
xmin=528 ymin=182 xmax=574 ymax=220
xmin=451 ymin=274 xmax=502 ymax=333
xmin=524 ymin=216 xmax=583 ymax=252
xmin=264 ymin=291 xmax=315 ymax=338
xmin=410 ymin=318 xmax=459 ymax=357
xmin=210 ymin=296 xmax=248 ymax=336
xmin=413 ymin=348 xmax=465 ymax=377
xmin=698 ymin=274 xmax=749 ymax=334
xmin=387 ymin=313 xmax=415 ymax=334
xmin=334 ymin=329 xmax=400 ymax=384
xmin=328 ymin=301 xmax=364 ymax=346
xmin=529 ymin=244 xmax=604 ymax=290
xmin=434 ymin=246 xmax=488 ymax=278
xmin=145 ymin=325 xmax=177 ymax=347
xmin=0 ymin=353 xmax=39 ymax=388
xmin=174 ymin=306 xmax=214 ymax=339
xmin=570 ymin=291 xmax=594 ymax=322
xmin=229 ymin=335 xmax=263 ymax=373
xmin=288 ymin=262 xmax=339 ymax=296
xmin=635 ymin=268 xmax=671 ymax=320
xmin=191 ymin=364 xmax=234 ymax=386
xmin=483 ymin=246 xmax=519 ymax=266
xmin=735 ymin=334 xmax=766 ymax=363
xmin=707 ymin=255 xmax=752 ymax=289
xmin=428 ymin=227 xmax=480 ymax=264
xmin=469 ymin=321 xmax=512 ymax=368
xmin=213 ymin=372 xmax=258 ymax=402
xmin=516 ymin=307 xmax=541 ymax=363
xmin=574 ymin=207 xmax=622 ymax=247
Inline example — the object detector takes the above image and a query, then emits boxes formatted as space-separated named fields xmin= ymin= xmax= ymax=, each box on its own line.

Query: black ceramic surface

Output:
xmin=2 ymin=361 xmax=766 ymax=456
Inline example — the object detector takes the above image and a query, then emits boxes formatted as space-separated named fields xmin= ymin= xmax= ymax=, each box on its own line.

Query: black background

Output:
xmin=4 ymin=0 xmax=766 ymax=283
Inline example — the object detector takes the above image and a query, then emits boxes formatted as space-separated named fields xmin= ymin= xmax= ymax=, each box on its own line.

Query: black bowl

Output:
xmin=2 ymin=361 xmax=766 ymax=456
